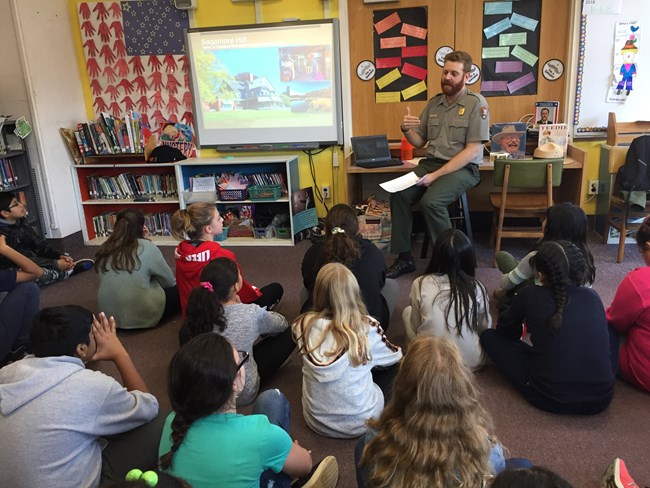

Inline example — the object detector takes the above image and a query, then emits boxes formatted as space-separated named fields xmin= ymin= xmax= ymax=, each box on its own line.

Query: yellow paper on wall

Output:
xmin=376 ymin=68 xmax=401 ymax=89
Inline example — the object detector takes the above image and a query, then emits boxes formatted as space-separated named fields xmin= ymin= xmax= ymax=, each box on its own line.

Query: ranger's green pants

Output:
xmin=390 ymin=158 xmax=479 ymax=254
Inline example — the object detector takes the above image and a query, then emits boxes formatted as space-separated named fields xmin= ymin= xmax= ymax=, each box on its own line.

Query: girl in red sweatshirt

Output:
xmin=171 ymin=202 xmax=282 ymax=314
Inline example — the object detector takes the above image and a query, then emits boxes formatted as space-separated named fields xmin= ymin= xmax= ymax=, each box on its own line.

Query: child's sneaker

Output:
xmin=601 ymin=458 xmax=638 ymax=488
xmin=294 ymin=455 xmax=338 ymax=488
xmin=71 ymin=259 xmax=94 ymax=276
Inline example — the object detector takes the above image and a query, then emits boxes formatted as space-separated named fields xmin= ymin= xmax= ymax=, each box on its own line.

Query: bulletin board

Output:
xmin=574 ymin=0 xmax=649 ymax=135
xmin=348 ymin=0 xmax=572 ymax=141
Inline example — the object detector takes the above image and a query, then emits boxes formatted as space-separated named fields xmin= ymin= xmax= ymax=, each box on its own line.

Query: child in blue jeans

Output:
xmin=0 ymin=191 xmax=93 ymax=286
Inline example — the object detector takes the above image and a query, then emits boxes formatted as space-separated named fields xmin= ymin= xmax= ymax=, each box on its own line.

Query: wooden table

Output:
xmin=343 ymin=144 xmax=587 ymax=211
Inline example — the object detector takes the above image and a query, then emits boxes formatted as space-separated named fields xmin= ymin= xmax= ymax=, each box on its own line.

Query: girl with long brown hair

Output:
xmin=95 ymin=208 xmax=179 ymax=329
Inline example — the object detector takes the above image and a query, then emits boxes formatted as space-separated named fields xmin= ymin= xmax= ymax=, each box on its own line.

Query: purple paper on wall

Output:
xmin=495 ymin=60 xmax=523 ymax=73
xmin=481 ymin=80 xmax=509 ymax=91
xmin=507 ymin=71 xmax=536 ymax=93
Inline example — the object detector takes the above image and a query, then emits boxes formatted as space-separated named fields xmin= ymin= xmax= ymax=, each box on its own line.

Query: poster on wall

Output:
xmin=77 ymin=0 xmax=193 ymax=131
xmin=372 ymin=7 xmax=428 ymax=104
xmin=480 ymin=0 xmax=541 ymax=97
xmin=606 ymin=21 xmax=640 ymax=103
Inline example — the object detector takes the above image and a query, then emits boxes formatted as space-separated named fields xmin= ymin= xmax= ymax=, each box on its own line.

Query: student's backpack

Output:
xmin=617 ymin=135 xmax=650 ymax=191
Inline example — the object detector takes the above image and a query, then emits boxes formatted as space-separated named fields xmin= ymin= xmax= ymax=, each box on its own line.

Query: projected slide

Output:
xmin=196 ymin=46 xmax=332 ymax=129
xmin=186 ymin=21 xmax=342 ymax=147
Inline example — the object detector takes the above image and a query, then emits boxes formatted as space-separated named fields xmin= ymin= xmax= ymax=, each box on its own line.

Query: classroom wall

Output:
xmin=1 ymin=0 xmax=88 ymax=238
xmin=1 ymin=0 xmax=609 ymax=240
xmin=69 ymin=0 xmax=345 ymax=218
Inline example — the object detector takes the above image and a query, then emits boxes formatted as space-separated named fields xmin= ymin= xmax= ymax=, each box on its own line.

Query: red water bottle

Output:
xmin=401 ymin=137 xmax=413 ymax=161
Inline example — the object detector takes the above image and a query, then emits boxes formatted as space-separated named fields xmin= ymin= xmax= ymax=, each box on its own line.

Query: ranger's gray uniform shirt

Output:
xmin=414 ymin=87 xmax=490 ymax=164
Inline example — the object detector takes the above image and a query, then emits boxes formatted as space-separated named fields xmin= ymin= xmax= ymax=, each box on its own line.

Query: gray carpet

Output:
xmin=40 ymin=229 xmax=650 ymax=488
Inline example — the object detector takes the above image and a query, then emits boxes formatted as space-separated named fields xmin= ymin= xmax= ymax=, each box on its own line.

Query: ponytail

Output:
xmin=160 ymin=334 xmax=238 ymax=470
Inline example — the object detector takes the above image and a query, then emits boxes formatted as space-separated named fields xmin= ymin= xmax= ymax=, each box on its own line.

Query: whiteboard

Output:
xmin=573 ymin=1 xmax=647 ymax=135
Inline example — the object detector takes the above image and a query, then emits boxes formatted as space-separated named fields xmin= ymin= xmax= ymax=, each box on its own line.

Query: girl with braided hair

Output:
xmin=493 ymin=202 xmax=596 ymax=302
xmin=158 ymin=333 xmax=336 ymax=488
xmin=301 ymin=204 xmax=396 ymax=329
xmin=606 ymin=215 xmax=650 ymax=393
xmin=481 ymin=240 xmax=615 ymax=414
xmin=179 ymin=258 xmax=294 ymax=406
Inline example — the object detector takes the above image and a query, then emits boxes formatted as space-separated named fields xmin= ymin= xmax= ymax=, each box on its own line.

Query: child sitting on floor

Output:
xmin=357 ymin=336 xmax=532 ymax=488
xmin=402 ymin=228 xmax=491 ymax=370
xmin=494 ymin=202 xmax=595 ymax=301
xmin=0 ymin=191 xmax=93 ymax=286
xmin=606 ymin=215 xmax=650 ymax=393
xmin=481 ymin=241 xmax=615 ymax=415
xmin=179 ymin=258 xmax=294 ymax=406
xmin=158 ymin=333 xmax=338 ymax=488
xmin=95 ymin=208 xmax=180 ymax=329
xmin=171 ymin=202 xmax=282 ymax=314
xmin=0 ymin=235 xmax=42 ymax=365
xmin=292 ymin=262 xmax=402 ymax=439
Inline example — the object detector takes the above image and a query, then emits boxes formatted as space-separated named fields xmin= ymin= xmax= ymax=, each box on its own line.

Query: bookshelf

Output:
xmin=176 ymin=156 xmax=300 ymax=247
xmin=71 ymin=154 xmax=301 ymax=246
xmin=71 ymin=154 xmax=179 ymax=245
xmin=0 ymin=120 xmax=44 ymax=237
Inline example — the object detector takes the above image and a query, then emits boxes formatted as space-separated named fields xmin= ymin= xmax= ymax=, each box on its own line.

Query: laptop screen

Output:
xmin=350 ymin=135 xmax=392 ymax=164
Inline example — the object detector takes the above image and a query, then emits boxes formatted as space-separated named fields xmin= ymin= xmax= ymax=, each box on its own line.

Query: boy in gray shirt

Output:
xmin=0 ymin=306 xmax=159 ymax=487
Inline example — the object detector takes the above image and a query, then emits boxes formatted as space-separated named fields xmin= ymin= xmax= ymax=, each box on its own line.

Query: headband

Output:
xmin=200 ymin=281 xmax=213 ymax=292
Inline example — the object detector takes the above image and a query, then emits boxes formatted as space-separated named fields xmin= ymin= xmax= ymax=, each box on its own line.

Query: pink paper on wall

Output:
xmin=374 ymin=12 xmax=400 ymax=35
xmin=402 ymin=45 xmax=427 ymax=58
xmin=375 ymin=57 xmax=403 ymax=69
xmin=401 ymin=63 xmax=428 ymax=80
xmin=401 ymin=23 xmax=427 ymax=40
xmin=380 ymin=36 xmax=407 ymax=49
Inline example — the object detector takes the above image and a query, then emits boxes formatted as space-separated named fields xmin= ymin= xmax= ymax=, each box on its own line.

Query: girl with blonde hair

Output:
xmin=357 ymin=336 xmax=509 ymax=488
xmin=171 ymin=202 xmax=282 ymax=314
xmin=292 ymin=262 xmax=402 ymax=438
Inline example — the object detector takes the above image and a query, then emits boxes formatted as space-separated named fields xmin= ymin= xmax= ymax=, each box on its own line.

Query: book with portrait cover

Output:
xmin=537 ymin=123 xmax=569 ymax=155
xmin=490 ymin=122 xmax=527 ymax=159
xmin=534 ymin=101 xmax=559 ymax=126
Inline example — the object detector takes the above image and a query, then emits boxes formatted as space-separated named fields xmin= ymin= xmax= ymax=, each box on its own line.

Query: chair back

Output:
xmin=608 ymin=145 xmax=629 ymax=174
xmin=493 ymin=158 xmax=563 ymax=188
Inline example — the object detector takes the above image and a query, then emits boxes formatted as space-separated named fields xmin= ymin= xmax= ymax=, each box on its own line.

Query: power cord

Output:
xmin=303 ymin=148 xmax=329 ymax=214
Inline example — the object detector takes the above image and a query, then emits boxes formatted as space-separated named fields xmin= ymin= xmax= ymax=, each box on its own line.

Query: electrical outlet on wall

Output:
xmin=322 ymin=185 xmax=331 ymax=199
xmin=588 ymin=180 xmax=599 ymax=195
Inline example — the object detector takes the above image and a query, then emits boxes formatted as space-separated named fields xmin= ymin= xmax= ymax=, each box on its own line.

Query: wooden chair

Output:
xmin=602 ymin=144 xmax=650 ymax=262
xmin=607 ymin=112 xmax=650 ymax=146
xmin=489 ymin=158 xmax=563 ymax=266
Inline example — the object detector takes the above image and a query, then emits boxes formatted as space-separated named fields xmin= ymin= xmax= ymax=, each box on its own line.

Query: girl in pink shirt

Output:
xmin=607 ymin=216 xmax=650 ymax=392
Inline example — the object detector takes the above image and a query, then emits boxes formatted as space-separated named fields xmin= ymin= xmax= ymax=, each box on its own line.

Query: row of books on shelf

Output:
xmin=86 ymin=174 xmax=177 ymax=200
xmin=191 ymin=173 xmax=288 ymax=193
xmin=76 ymin=111 xmax=146 ymax=157
xmin=0 ymin=158 xmax=20 ymax=190
xmin=93 ymin=211 xmax=173 ymax=238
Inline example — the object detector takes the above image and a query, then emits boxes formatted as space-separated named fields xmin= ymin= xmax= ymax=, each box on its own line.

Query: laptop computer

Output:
xmin=350 ymin=135 xmax=404 ymax=169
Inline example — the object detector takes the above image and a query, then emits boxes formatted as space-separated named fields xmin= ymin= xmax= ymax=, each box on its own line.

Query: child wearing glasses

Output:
xmin=0 ymin=191 xmax=94 ymax=286
xmin=159 ymin=333 xmax=339 ymax=488
xmin=292 ymin=262 xmax=402 ymax=438
xmin=179 ymin=257 xmax=294 ymax=406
